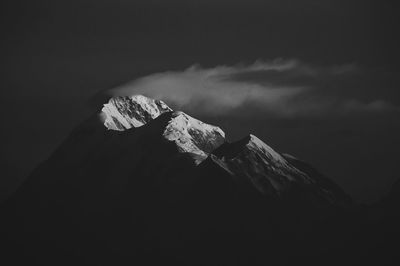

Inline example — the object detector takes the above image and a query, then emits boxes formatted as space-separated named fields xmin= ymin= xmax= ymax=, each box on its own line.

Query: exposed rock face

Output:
xmin=210 ymin=134 xmax=307 ymax=196
xmin=282 ymin=153 xmax=352 ymax=205
xmin=206 ymin=134 xmax=351 ymax=206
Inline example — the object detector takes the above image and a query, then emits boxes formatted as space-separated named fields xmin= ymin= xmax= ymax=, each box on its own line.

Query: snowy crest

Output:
xmin=163 ymin=111 xmax=225 ymax=163
xmin=101 ymin=95 xmax=172 ymax=131
xmin=211 ymin=134 xmax=311 ymax=196
xmin=100 ymin=95 xmax=225 ymax=164
xmin=246 ymin=134 xmax=290 ymax=167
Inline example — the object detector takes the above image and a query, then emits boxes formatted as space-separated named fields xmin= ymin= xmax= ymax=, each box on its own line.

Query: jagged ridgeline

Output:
xmin=1 ymin=95 xmax=352 ymax=266
xmin=100 ymin=95 xmax=350 ymax=205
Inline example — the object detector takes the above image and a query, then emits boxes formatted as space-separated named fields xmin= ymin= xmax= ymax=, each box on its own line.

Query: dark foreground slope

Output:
xmin=1 ymin=95 xmax=398 ymax=266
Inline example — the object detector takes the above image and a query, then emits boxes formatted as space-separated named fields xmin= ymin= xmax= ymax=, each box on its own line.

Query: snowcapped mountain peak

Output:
xmin=210 ymin=134 xmax=311 ymax=196
xmin=100 ymin=95 xmax=225 ymax=164
xmin=96 ymin=95 xmax=347 ymax=204
xmin=100 ymin=95 xmax=172 ymax=131
xmin=245 ymin=134 xmax=289 ymax=166
xmin=163 ymin=111 xmax=225 ymax=164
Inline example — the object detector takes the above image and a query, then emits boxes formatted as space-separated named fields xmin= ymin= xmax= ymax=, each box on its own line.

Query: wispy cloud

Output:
xmin=106 ymin=59 xmax=399 ymax=118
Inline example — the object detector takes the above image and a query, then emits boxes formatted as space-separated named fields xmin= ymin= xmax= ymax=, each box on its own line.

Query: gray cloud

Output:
xmin=107 ymin=59 xmax=400 ymax=118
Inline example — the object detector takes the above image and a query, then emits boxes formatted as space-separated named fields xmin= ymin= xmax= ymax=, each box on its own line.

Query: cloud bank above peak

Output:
xmin=106 ymin=59 xmax=400 ymax=119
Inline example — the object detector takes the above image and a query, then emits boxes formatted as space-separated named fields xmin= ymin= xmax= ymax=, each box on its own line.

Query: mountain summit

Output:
xmin=98 ymin=95 xmax=349 ymax=205
xmin=2 ymin=94 xmax=352 ymax=265
xmin=100 ymin=95 xmax=225 ymax=163
xmin=101 ymin=95 xmax=172 ymax=130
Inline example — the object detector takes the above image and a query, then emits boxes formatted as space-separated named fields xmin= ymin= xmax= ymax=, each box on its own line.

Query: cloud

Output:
xmin=106 ymin=59 xmax=400 ymax=118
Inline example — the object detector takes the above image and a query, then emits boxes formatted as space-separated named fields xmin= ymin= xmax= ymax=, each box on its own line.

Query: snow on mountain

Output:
xmin=100 ymin=95 xmax=172 ymax=130
xmin=0 ymin=94 xmax=356 ymax=266
xmin=246 ymin=134 xmax=292 ymax=167
xmin=163 ymin=111 xmax=225 ymax=164
xmin=98 ymin=95 xmax=347 ymax=202
xmin=100 ymin=95 xmax=225 ymax=164
xmin=96 ymin=94 xmax=350 ymax=204
xmin=209 ymin=134 xmax=324 ymax=198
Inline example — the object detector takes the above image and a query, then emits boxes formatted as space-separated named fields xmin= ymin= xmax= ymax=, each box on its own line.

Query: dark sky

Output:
xmin=0 ymin=0 xmax=399 ymax=202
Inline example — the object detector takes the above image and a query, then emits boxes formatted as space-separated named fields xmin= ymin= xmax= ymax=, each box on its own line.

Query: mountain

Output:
xmin=1 ymin=95 xmax=355 ymax=266
xmin=100 ymin=95 xmax=349 ymax=206
xmin=101 ymin=95 xmax=225 ymax=163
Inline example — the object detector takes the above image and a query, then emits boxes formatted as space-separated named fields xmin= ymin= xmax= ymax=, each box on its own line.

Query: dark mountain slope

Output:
xmin=0 ymin=95 xmax=357 ymax=266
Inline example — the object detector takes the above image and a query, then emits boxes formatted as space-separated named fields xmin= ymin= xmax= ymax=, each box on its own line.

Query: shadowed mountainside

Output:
xmin=0 ymin=95 xmax=398 ymax=266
